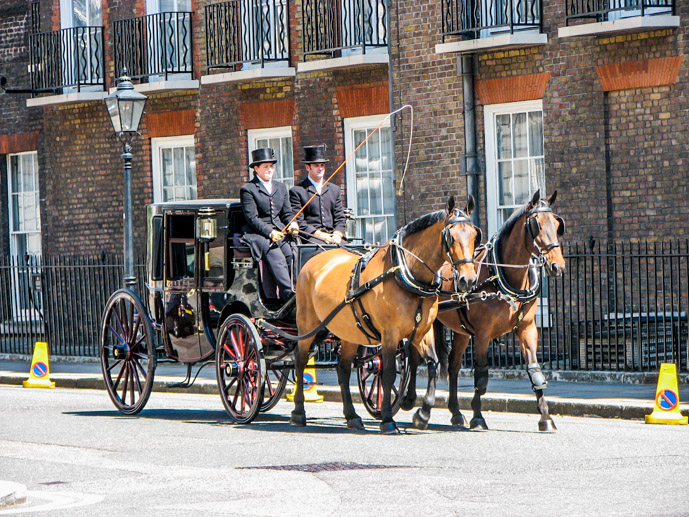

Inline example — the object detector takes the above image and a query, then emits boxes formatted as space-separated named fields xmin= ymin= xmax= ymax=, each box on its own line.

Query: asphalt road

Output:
xmin=1 ymin=385 xmax=688 ymax=516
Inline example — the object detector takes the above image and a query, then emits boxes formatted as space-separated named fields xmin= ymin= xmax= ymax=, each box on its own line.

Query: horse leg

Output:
xmin=400 ymin=342 xmax=419 ymax=411
xmin=467 ymin=338 xmax=490 ymax=430
xmin=290 ymin=338 xmax=312 ymax=427
xmin=337 ymin=341 xmax=365 ymax=430
xmin=412 ymin=358 xmax=437 ymax=430
xmin=519 ymin=323 xmax=556 ymax=432
xmin=448 ymin=333 xmax=470 ymax=427
xmin=379 ymin=342 xmax=400 ymax=434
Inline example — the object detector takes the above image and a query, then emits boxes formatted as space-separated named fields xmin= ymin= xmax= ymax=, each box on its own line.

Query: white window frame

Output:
xmin=151 ymin=135 xmax=197 ymax=203
xmin=484 ymin=99 xmax=544 ymax=236
xmin=59 ymin=0 xmax=103 ymax=92
xmin=484 ymin=99 xmax=551 ymax=326
xmin=247 ymin=127 xmax=294 ymax=188
xmin=344 ymin=114 xmax=395 ymax=245
xmin=7 ymin=151 xmax=42 ymax=322
xmin=145 ymin=0 xmax=192 ymax=79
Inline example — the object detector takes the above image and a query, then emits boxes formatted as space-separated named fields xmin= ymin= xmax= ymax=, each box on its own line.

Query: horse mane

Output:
xmin=398 ymin=210 xmax=445 ymax=239
xmin=496 ymin=197 xmax=550 ymax=241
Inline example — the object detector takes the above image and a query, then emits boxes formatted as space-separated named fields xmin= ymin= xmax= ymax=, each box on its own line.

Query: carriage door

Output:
xmin=163 ymin=212 xmax=206 ymax=362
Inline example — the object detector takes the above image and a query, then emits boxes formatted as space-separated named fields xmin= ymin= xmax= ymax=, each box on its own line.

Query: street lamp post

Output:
xmin=104 ymin=69 xmax=147 ymax=290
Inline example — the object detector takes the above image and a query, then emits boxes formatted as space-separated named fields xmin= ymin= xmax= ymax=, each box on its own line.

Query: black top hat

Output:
xmin=249 ymin=147 xmax=278 ymax=169
xmin=302 ymin=145 xmax=329 ymax=164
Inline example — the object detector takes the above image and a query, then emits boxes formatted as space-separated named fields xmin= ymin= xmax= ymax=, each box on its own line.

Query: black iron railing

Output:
xmin=441 ymin=0 xmax=542 ymax=41
xmin=1 ymin=242 xmax=687 ymax=373
xmin=450 ymin=240 xmax=689 ymax=373
xmin=205 ymin=0 xmax=291 ymax=70
xmin=301 ymin=0 xmax=387 ymax=59
xmin=566 ymin=0 xmax=674 ymax=24
xmin=113 ymin=12 xmax=193 ymax=83
xmin=29 ymin=26 xmax=105 ymax=93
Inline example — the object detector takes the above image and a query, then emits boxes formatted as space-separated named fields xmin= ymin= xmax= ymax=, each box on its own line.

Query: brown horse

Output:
xmin=401 ymin=190 xmax=566 ymax=431
xmin=292 ymin=195 xmax=480 ymax=434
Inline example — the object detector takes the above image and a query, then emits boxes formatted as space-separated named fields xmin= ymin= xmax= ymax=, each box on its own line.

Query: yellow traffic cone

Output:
xmin=23 ymin=341 xmax=56 ymax=389
xmin=645 ymin=363 xmax=687 ymax=425
xmin=287 ymin=356 xmax=324 ymax=403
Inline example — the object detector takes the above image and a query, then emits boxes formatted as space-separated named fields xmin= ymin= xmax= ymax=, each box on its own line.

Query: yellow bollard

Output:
xmin=645 ymin=363 xmax=687 ymax=425
xmin=287 ymin=356 xmax=324 ymax=403
xmin=23 ymin=341 xmax=56 ymax=389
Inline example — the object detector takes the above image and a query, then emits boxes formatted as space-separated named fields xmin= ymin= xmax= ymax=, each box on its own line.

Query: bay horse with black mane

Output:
xmin=292 ymin=196 xmax=481 ymax=434
xmin=401 ymin=190 xmax=566 ymax=431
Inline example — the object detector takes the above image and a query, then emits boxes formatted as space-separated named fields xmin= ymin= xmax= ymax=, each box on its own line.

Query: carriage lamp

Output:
xmin=197 ymin=208 xmax=218 ymax=242
xmin=104 ymin=69 xmax=147 ymax=289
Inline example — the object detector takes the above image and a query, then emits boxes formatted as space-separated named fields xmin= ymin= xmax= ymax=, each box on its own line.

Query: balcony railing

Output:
xmin=205 ymin=0 xmax=291 ymax=70
xmin=441 ymin=0 xmax=542 ymax=41
xmin=565 ymin=0 xmax=674 ymax=24
xmin=113 ymin=12 xmax=193 ymax=83
xmin=302 ymin=0 xmax=387 ymax=59
xmin=29 ymin=26 xmax=105 ymax=93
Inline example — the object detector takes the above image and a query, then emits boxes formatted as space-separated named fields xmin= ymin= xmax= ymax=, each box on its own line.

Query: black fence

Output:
xmin=205 ymin=0 xmax=291 ymax=70
xmin=113 ymin=12 xmax=193 ymax=83
xmin=441 ymin=0 xmax=543 ymax=41
xmin=565 ymin=0 xmax=674 ymax=24
xmin=301 ymin=0 xmax=388 ymax=58
xmin=29 ymin=26 xmax=105 ymax=93
xmin=1 ymin=242 xmax=688 ymax=373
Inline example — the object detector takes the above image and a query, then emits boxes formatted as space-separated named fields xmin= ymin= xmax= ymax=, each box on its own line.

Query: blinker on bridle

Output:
xmin=525 ymin=206 xmax=565 ymax=256
xmin=443 ymin=209 xmax=482 ymax=266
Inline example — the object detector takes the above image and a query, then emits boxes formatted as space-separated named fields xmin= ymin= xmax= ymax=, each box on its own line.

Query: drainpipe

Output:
xmin=386 ymin=0 xmax=399 ymax=227
xmin=460 ymin=54 xmax=480 ymax=226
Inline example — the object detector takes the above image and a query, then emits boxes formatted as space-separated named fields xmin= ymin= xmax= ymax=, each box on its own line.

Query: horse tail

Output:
xmin=434 ymin=319 xmax=451 ymax=380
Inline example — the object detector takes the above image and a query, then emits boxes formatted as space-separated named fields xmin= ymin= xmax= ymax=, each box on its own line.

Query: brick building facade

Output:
xmin=0 ymin=0 xmax=686 ymax=260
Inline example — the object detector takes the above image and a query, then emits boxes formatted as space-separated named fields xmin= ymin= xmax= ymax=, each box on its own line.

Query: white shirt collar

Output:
xmin=308 ymin=176 xmax=323 ymax=194
xmin=257 ymin=175 xmax=272 ymax=194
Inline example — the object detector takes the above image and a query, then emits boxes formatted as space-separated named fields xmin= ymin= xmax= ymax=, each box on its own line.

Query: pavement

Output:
xmin=2 ymin=355 xmax=688 ymax=509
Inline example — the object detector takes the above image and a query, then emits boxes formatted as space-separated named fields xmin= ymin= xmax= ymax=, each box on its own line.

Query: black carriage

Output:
xmin=100 ymin=199 xmax=410 ymax=423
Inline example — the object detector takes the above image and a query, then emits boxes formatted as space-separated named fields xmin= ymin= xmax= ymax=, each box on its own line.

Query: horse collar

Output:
xmin=391 ymin=234 xmax=440 ymax=297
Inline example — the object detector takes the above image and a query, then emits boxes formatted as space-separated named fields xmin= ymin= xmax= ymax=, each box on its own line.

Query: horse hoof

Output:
xmin=538 ymin=419 xmax=557 ymax=432
xmin=399 ymin=397 xmax=416 ymax=411
xmin=470 ymin=417 xmax=488 ymax=430
xmin=347 ymin=417 xmax=365 ymax=431
xmin=290 ymin=411 xmax=307 ymax=427
xmin=380 ymin=421 xmax=400 ymax=435
xmin=450 ymin=413 xmax=467 ymax=427
xmin=412 ymin=410 xmax=429 ymax=430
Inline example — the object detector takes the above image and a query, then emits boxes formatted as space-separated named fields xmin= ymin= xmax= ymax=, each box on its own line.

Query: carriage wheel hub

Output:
xmin=225 ymin=361 xmax=240 ymax=377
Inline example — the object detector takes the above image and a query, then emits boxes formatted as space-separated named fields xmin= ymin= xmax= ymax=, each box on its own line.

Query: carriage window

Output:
xmin=167 ymin=214 xmax=195 ymax=280
xmin=151 ymin=215 xmax=164 ymax=281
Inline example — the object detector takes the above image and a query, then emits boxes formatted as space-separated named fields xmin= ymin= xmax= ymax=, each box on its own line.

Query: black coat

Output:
xmin=240 ymin=177 xmax=294 ymax=259
xmin=289 ymin=178 xmax=346 ymax=236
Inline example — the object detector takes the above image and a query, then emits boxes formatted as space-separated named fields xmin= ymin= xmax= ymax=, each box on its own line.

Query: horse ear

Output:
xmin=529 ymin=189 xmax=541 ymax=208
xmin=446 ymin=195 xmax=456 ymax=215
xmin=547 ymin=190 xmax=557 ymax=207
xmin=464 ymin=195 xmax=475 ymax=216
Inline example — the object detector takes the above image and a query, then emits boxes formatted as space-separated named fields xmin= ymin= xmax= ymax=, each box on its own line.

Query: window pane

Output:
xmin=356 ymin=174 xmax=369 ymax=215
xmin=185 ymin=146 xmax=196 ymax=187
xmin=513 ymin=112 xmax=527 ymax=158
xmin=513 ymin=159 xmax=530 ymax=204
xmin=354 ymin=130 xmax=367 ymax=172
xmin=498 ymin=161 xmax=513 ymax=206
xmin=380 ymin=127 xmax=392 ymax=171
xmin=528 ymin=111 xmax=543 ymax=157
xmin=173 ymin=147 xmax=185 ymax=185
xmin=532 ymin=157 xmax=545 ymax=193
xmin=496 ymin=114 xmax=511 ymax=160
xmin=369 ymin=172 xmax=383 ymax=215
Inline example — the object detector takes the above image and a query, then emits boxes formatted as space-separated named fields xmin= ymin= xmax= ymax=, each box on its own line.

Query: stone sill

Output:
xmin=297 ymin=53 xmax=389 ymax=73
xmin=558 ymin=15 xmax=679 ymax=38
xmin=26 ymin=91 xmax=106 ymax=107
xmin=200 ymin=67 xmax=296 ymax=85
xmin=107 ymin=79 xmax=200 ymax=95
xmin=436 ymin=32 xmax=547 ymax=54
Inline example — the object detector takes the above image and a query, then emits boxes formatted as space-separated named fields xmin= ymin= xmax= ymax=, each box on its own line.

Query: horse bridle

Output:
xmin=442 ymin=209 xmax=482 ymax=267
xmin=525 ymin=206 xmax=565 ymax=258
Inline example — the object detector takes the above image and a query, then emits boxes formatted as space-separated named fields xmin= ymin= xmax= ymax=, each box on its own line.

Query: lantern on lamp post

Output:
xmin=104 ymin=69 xmax=147 ymax=289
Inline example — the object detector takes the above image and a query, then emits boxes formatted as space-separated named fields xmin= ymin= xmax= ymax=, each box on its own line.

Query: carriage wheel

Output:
xmin=356 ymin=342 xmax=410 ymax=420
xmin=216 ymin=314 xmax=265 ymax=424
xmin=100 ymin=289 xmax=157 ymax=415
xmin=260 ymin=361 xmax=289 ymax=413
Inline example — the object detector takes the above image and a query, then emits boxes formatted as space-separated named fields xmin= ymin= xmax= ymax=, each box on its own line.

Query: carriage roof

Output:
xmin=148 ymin=198 xmax=240 ymax=211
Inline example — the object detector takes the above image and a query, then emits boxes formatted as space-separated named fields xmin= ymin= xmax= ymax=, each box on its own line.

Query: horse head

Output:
xmin=525 ymin=190 xmax=566 ymax=278
xmin=442 ymin=195 xmax=480 ymax=292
